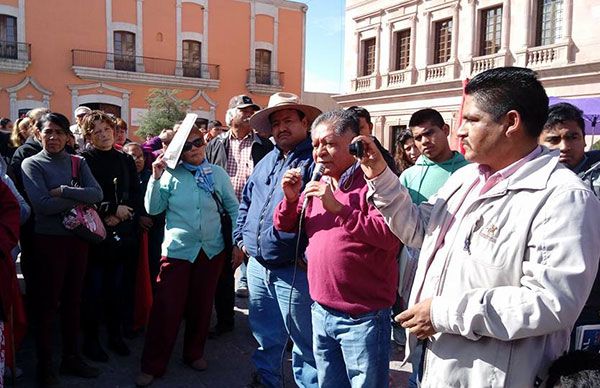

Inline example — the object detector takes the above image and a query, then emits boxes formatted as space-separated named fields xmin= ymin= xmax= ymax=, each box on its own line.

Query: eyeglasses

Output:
xmin=182 ymin=138 xmax=205 ymax=152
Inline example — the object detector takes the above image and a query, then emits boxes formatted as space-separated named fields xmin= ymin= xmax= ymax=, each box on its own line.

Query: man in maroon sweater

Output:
xmin=274 ymin=110 xmax=400 ymax=388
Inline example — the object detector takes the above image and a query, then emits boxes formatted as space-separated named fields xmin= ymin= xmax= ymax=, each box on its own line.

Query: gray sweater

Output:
xmin=21 ymin=149 xmax=103 ymax=236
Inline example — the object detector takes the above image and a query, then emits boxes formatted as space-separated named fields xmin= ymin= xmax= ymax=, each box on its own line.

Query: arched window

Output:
xmin=114 ymin=31 xmax=136 ymax=71
xmin=182 ymin=40 xmax=201 ymax=77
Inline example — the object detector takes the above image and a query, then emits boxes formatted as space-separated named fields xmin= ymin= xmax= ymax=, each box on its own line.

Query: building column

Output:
xmin=71 ymin=89 xmax=79 ymax=122
xmin=105 ymin=0 xmax=114 ymax=69
xmin=9 ymin=92 xmax=17 ymax=121
xmin=500 ymin=0 xmax=511 ymax=53
xmin=122 ymin=93 xmax=130 ymax=124
xmin=422 ymin=11 xmax=432 ymax=67
xmin=175 ymin=0 xmax=183 ymax=76
xmin=409 ymin=15 xmax=417 ymax=69
xmin=374 ymin=23 xmax=381 ymax=76
xmin=136 ymin=0 xmax=144 ymax=72
xmin=202 ymin=1 xmax=209 ymax=65
xmin=249 ymin=1 xmax=256 ymax=83
xmin=563 ymin=0 xmax=573 ymax=42
xmin=522 ymin=0 xmax=532 ymax=48
xmin=467 ymin=0 xmax=476 ymax=58
xmin=450 ymin=4 xmax=459 ymax=63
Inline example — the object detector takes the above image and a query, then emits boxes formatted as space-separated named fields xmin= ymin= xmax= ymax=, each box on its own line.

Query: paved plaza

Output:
xmin=11 ymin=294 xmax=410 ymax=387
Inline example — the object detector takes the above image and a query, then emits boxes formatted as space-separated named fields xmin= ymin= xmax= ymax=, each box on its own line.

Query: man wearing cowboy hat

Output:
xmin=205 ymin=95 xmax=273 ymax=336
xmin=233 ymin=92 xmax=320 ymax=388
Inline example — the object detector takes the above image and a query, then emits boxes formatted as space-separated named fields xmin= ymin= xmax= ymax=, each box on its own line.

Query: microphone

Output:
xmin=301 ymin=163 xmax=325 ymax=213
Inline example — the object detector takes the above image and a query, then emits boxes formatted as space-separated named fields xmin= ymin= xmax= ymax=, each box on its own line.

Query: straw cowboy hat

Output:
xmin=249 ymin=92 xmax=322 ymax=134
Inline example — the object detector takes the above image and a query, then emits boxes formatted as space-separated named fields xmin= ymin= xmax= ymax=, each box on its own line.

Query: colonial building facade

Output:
xmin=334 ymin=0 xmax=600 ymax=152
xmin=0 ymin=0 xmax=307 ymax=132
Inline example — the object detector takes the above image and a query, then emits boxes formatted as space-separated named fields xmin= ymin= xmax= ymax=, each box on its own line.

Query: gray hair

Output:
xmin=311 ymin=109 xmax=359 ymax=137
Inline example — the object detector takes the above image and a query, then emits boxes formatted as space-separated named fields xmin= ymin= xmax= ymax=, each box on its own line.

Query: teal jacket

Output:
xmin=400 ymin=151 xmax=470 ymax=204
xmin=145 ymin=163 xmax=238 ymax=262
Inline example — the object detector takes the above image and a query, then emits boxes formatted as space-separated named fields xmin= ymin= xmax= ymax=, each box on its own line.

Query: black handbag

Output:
xmin=210 ymin=191 xmax=233 ymax=255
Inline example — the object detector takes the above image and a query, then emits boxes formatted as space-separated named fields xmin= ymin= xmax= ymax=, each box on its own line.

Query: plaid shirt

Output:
xmin=226 ymin=132 xmax=254 ymax=200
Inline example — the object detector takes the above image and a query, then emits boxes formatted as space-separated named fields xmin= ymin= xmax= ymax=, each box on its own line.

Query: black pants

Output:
xmin=213 ymin=255 xmax=235 ymax=328
xmin=81 ymin=237 xmax=137 ymax=339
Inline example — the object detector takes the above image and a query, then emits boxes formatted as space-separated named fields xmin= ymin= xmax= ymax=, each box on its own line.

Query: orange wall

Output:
xmin=112 ymin=0 xmax=136 ymax=25
xmin=182 ymin=3 xmax=204 ymax=34
xmin=0 ymin=0 xmax=306 ymax=129
xmin=255 ymin=15 xmax=274 ymax=43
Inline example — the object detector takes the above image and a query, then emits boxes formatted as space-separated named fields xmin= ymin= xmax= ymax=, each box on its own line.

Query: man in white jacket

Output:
xmin=357 ymin=67 xmax=600 ymax=387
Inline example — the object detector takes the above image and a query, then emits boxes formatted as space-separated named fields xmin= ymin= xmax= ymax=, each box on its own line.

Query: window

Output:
xmin=434 ymin=18 xmax=452 ymax=64
xmin=255 ymin=49 xmax=272 ymax=84
xmin=394 ymin=29 xmax=411 ymax=71
xmin=361 ymin=38 xmax=376 ymax=76
xmin=536 ymin=0 xmax=563 ymax=46
xmin=182 ymin=40 xmax=201 ymax=77
xmin=479 ymin=6 xmax=503 ymax=56
xmin=0 ymin=15 xmax=17 ymax=59
xmin=114 ymin=31 xmax=136 ymax=71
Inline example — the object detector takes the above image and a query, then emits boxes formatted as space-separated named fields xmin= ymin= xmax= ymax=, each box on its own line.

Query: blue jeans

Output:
xmin=238 ymin=261 xmax=248 ymax=288
xmin=247 ymin=256 xmax=318 ymax=388
xmin=311 ymin=302 xmax=391 ymax=388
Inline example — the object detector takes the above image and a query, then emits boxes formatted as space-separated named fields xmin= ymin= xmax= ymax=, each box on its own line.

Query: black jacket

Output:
xmin=10 ymin=136 xmax=43 ymax=199
xmin=205 ymin=130 xmax=274 ymax=170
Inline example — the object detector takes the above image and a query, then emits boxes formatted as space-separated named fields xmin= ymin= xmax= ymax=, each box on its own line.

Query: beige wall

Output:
xmin=337 ymin=0 xmax=600 ymax=150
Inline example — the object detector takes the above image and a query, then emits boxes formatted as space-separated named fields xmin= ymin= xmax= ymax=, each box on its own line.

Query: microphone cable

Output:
xmin=280 ymin=166 xmax=321 ymax=388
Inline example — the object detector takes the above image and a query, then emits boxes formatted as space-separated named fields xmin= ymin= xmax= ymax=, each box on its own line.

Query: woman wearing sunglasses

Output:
xmin=136 ymin=125 xmax=239 ymax=387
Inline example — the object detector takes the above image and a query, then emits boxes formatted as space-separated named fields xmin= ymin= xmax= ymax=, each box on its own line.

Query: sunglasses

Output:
xmin=182 ymin=138 xmax=205 ymax=152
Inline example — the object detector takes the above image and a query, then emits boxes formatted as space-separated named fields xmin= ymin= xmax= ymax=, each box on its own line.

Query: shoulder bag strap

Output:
xmin=70 ymin=155 xmax=81 ymax=186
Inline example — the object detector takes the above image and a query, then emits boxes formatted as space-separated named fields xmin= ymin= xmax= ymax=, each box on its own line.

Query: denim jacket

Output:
xmin=233 ymin=138 xmax=313 ymax=268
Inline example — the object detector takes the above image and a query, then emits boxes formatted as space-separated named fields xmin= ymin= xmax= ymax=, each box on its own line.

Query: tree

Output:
xmin=136 ymin=89 xmax=190 ymax=139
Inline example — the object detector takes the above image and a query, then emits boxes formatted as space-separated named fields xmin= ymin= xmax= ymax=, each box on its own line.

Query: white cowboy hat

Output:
xmin=249 ymin=92 xmax=322 ymax=134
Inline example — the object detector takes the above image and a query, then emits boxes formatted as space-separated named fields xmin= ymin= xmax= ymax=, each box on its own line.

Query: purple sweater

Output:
xmin=274 ymin=168 xmax=399 ymax=316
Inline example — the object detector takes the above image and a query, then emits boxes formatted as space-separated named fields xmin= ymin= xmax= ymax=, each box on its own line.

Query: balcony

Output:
xmin=71 ymin=49 xmax=220 ymax=89
xmin=420 ymin=61 xmax=459 ymax=83
xmin=246 ymin=69 xmax=284 ymax=95
xmin=516 ymin=41 xmax=573 ymax=70
xmin=383 ymin=68 xmax=415 ymax=88
xmin=351 ymin=74 xmax=378 ymax=92
xmin=0 ymin=40 xmax=31 ymax=73
xmin=469 ymin=52 xmax=509 ymax=76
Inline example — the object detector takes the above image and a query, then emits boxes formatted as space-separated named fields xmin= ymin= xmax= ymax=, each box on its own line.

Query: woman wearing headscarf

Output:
xmin=135 ymin=125 xmax=239 ymax=387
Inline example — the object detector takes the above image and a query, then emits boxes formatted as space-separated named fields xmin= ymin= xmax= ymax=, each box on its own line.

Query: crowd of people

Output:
xmin=1 ymin=66 xmax=600 ymax=388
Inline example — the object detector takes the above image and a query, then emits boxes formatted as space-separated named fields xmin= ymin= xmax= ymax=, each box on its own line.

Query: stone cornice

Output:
xmin=72 ymin=66 xmax=220 ymax=90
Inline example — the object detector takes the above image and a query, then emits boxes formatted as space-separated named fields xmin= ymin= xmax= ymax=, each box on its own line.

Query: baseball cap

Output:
xmin=74 ymin=106 xmax=91 ymax=117
xmin=228 ymin=95 xmax=260 ymax=111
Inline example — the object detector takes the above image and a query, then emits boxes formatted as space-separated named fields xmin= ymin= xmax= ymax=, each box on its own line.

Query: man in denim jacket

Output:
xmin=233 ymin=93 xmax=321 ymax=388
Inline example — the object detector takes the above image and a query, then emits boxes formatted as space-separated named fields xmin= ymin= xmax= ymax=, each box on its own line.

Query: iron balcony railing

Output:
xmin=71 ymin=49 xmax=220 ymax=80
xmin=0 ymin=40 xmax=31 ymax=61
xmin=246 ymin=68 xmax=284 ymax=86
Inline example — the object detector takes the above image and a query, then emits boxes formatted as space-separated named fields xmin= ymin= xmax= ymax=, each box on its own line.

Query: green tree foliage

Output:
xmin=136 ymin=89 xmax=190 ymax=139
xmin=591 ymin=139 xmax=600 ymax=151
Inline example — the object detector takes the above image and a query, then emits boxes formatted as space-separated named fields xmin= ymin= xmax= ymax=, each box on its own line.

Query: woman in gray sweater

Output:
xmin=21 ymin=112 xmax=103 ymax=386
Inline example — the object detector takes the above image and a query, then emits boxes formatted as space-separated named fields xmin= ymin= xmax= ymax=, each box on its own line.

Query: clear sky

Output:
xmin=303 ymin=0 xmax=345 ymax=93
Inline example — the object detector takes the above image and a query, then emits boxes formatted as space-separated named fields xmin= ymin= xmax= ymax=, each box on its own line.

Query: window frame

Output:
xmin=393 ymin=29 xmax=411 ymax=71
xmin=479 ymin=5 xmax=503 ymax=56
xmin=182 ymin=39 xmax=202 ymax=77
xmin=536 ymin=0 xmax=563 ymax=46
xmin=433 ymin=18 xmax=453 ymax=64
xmin=361 ymin=37 xmax=377 ymax=76
xmin=113 ymin=30 xmax=136 ymax=71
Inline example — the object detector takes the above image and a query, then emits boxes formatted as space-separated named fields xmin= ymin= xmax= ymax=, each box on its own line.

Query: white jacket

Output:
xmin=367 ymin=148 xmax=600 ymax=387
